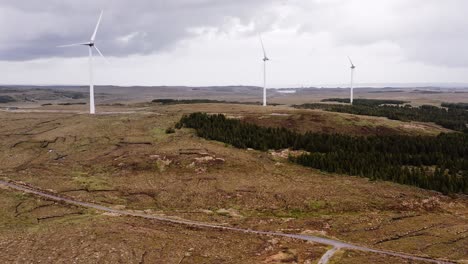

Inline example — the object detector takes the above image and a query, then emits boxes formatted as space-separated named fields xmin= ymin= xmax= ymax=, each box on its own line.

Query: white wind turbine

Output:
xmin=260 ymin=36 xmax=270 ymax=107
xmin=348 ymin=56 xmax=356 ymax=105
xmin=58 ymin=11 xmax=107 ymax=114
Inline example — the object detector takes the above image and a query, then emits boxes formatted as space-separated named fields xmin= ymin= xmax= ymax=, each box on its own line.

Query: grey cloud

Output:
xmin=289 ymin=0 xmax=468 ymax=68
xmin=2 ymin=0 xmax=468 ymax=69
xmin=0 ymin=0 xmax=279 ymax=61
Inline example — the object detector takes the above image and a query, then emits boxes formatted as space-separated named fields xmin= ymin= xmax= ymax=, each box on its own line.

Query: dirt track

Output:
xmin=0 ymin=179 xmax=454 ymax=264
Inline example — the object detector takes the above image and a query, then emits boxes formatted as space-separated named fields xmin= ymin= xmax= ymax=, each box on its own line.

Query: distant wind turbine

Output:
xmin=348 ymin=56 xmax=356 ymax=105
xmin=260 ymin=36 xmax=270 ymax=107
xmin=58 ymin=11 xmax=107 ymax=114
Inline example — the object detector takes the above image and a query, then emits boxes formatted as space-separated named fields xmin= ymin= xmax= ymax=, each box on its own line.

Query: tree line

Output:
xmin=442 ymin=102 xmax=468 ymax=110
xmin=177 ymin=112 xmax=468 ymax=194
xmin=321 ymin=98 xmax=407 ymax=106
xmin=294 ymin=101 xmax=468 ymax=133
xmin=152 ymin=98 xmax=281 ymax=106
xmin=0 ymin=95 xmax=16 ymax=103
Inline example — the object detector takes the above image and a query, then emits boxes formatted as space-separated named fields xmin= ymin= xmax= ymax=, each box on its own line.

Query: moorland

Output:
xmin=0 ymin=85 xmax=467 ymax=263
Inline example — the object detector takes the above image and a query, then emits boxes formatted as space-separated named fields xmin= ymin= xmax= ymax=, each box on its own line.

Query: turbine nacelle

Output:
xmin=348 ymin=56 xmax=356 ymax=69
xmin=260 ymin=36 xmax=270 ymax=62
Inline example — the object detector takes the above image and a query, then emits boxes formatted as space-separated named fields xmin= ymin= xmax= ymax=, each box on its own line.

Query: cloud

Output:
xmin=280 ymin=0 xmax=468 ymax=67
xmin=0 ymin=0 xmax=467 ymax=70
xmin=0 ymin=0 xmax=280 ymax=60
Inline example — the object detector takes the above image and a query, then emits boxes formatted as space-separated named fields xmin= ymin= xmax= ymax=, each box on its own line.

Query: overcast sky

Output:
xmin=1 ymin=0 xmax=468 ymax=87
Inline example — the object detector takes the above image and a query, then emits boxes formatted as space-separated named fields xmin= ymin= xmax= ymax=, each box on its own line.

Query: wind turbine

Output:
xmin=58 ymin=11 xmax=107 ymax=114
xmin=348 ymin=56 xmax=356 ymax=105
xmin=260 ymin=36 xmax=270 ymax=107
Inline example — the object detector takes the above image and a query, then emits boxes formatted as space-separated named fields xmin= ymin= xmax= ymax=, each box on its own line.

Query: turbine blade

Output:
xmin=348 ymin=56 xmax=354 ymax=67
xmin=260 ymin=36 xmax=268 ymax=59
xmin=94 ymin=46 xmax=110 ymax=64
xmin=91 ymin=10 xmax=104 ymax=41
xmin=57 ymin=42 xmax=90 ymax=48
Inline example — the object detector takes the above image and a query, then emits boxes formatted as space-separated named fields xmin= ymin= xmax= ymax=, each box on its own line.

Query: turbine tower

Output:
xmin=58 ymin=11 xmax=107 ymax=114
xmin=260 ymin=36 xmax=270 ymax=107
xmin=348 ymin=56 xmax=356 ymax=105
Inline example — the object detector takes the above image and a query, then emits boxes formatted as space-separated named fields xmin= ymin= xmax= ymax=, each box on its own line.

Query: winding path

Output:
xmin=318 ymin=247 xmax=340 ymax=264
xmin=0 ymin=180 xmax=454 ymax=264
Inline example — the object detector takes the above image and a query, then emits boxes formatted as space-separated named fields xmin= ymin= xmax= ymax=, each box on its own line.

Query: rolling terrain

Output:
xmin=0 ymin=87 xmax=467 ymax=263
xmin=2 ymin=85 xmax=468 ymax=107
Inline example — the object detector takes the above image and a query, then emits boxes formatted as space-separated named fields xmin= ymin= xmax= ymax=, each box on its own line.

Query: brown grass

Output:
xmin=0 ymin=104 xmax=466 ymax=263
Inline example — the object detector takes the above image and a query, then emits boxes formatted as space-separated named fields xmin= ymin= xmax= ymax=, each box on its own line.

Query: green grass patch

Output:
xmin=72 ymin=172 xmax=111 ymax=191
xmin=307 ymin=200 xmax=327 ymax=211
xmin=151 ymin=127 xmax=169 ymax=141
